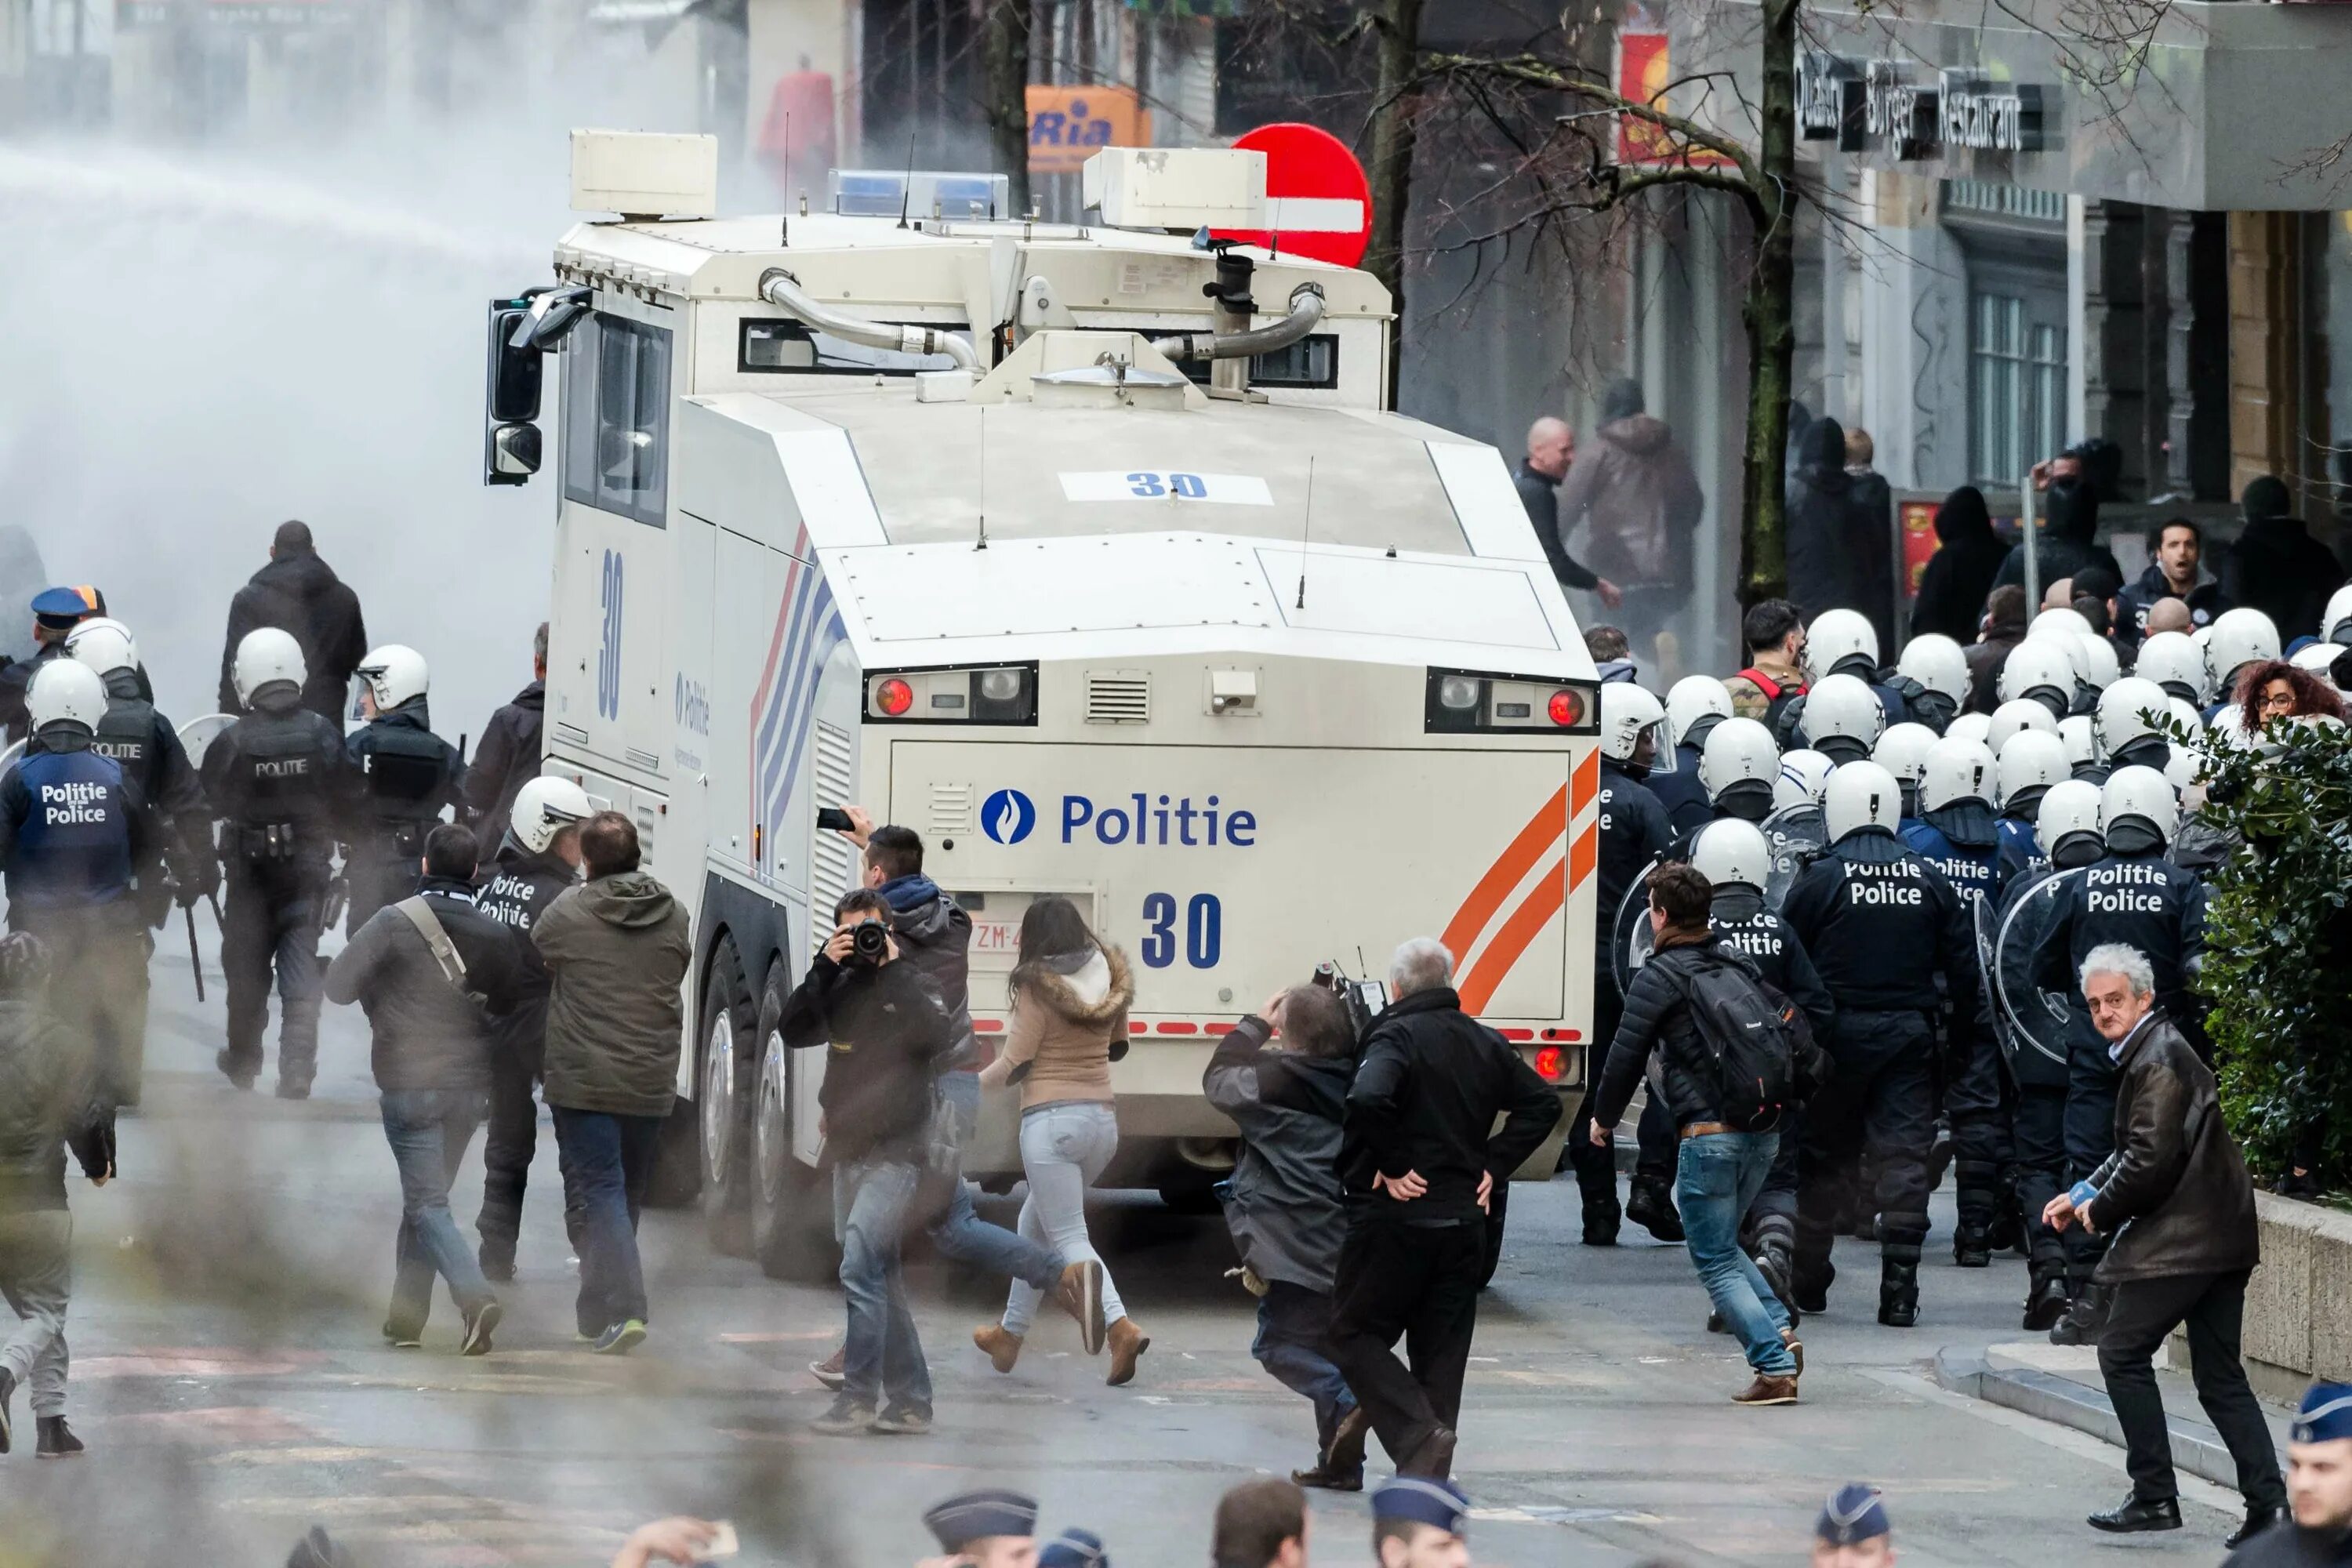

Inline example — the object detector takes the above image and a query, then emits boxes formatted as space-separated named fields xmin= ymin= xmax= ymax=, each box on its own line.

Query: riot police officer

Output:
xmin=1873 ymin=723 xmax=1939 ymax=820
xmin=1791 ymin=673 xmax=1886 ymax=765
xmin=2083 ymin=677 xmax=2176 ymax=786
xmin=1998 ymin=641 xmax=2076 ymax=725
xmin=2029 ymin=764 xmax=2206 ymax=1346
xmin=2132 ymin=631 xmax=2209 ymax=708
xmin=203 ymin=628 xmax=355 ymax=1096
xmin=0 ymin=586 xmax=103 ymax=742
xmin=1893 ymin=634 xmax=1969 ymax=735
xmin=1997 ymin=779 xmax=2106 ymax=1329
xmin=1776 ymin=611 xmax=1910 ymax=747
xmin=0 ymin=662 xmax=159 ymax=1111
xmin=1994 ymin=729 xmax=2069 ymax=892
xmin=1697 ymin=717 xmax=1778 ymax=827
xmin=343 ymin=644 xmax=463 ymax=934
xmin=471 ymin=775 xmax=591 ymax=1282
xmin=1780 ymin=762 xmax=1983 ymax=1327
xmin=1568 ymin=681 xmax=1680 ymax=1246
xmin=1690 ymin=818 xmax=1834 ymax=1308
xmin=1652 ymin=677 xmax=1734 ymax=838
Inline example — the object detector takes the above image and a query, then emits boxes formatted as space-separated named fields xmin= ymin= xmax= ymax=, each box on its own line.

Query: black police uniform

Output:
xmin=470 ymin=837 xmax=579 ymax=1279
xmin=2074 ymin=735 xmax=2171 ymax=790
xmin=343 ymin=698 xmax=463 ymax=935
xmin=1780 ymin=825 xmax=1982 ymax=1324
xmin=1771 ymin=658 xmax=1914 ymax=750
xmin=1996 ymin=855 xmax=2086 ymax=1326
xmin=1707 ymin=884 xmax=1835 ymax=1298
xmin=0 ymin=724 xmax=159 ymax=1112
xmin=201 ymin=685 xmax=354 ymax=1092
xmin=2032 ymin=844 xmax=2205 ymax=1333
xmin=1566 ymin=755 xmax=1679 ymax=1243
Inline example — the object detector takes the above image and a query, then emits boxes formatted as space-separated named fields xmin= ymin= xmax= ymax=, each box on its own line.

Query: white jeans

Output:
xmin=1002 ymin=1101 xmax=1126 ymax=1335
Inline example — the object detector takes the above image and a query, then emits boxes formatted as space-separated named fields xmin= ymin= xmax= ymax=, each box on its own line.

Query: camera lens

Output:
xmin=851 ymin=921 xmax=890 ymax=961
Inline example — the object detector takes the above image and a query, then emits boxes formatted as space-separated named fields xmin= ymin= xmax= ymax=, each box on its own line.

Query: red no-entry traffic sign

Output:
xmin=1210 ymin=122 xmax=1373 ymax=268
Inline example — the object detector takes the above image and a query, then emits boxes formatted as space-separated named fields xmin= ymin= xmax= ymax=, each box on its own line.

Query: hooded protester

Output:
xmin=2223 ymin=477 xmax=2348 ymax=643
xmin=1911 ymin=487 xmax=2008 ymax=644
xmin=462 ymin=623 xmax=546 ymax=857
xmin=216 ymin=521 xmax=368 ymax=722
xmin=1552 ymin=379 xmax=1705 ymax=639
xmin=1786 ymin=417 xmax=1888 ymax=630
xmin=1994 ymin=468 xmax=2123 ymax=594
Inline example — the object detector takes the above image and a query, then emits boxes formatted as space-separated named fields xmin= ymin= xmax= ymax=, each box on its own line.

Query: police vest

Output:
xmin=1901 ymin=820 xmax=1998 ymax=912
xmin=9 ymin=748 xmax=134 ymax=910
xmin=357 ymin=720 xmax=451 ymax=824
xmin=475 ymin=859 xmax=570 ymax=932
xmin=90 ymin=699 xmax=158 ymax=797
xmin=224 ymin=711 xmax=339 ymax=829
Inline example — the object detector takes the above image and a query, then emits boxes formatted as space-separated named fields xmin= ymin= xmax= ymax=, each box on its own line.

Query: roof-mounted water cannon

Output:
xmin=757 ymin=267 xmax=983 ymax=376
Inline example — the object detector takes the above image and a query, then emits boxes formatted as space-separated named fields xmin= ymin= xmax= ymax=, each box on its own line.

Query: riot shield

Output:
xmin=1973 ymin=893 xmax=2013 ymax=1062
xmin=177 ymin=713 xmax=238 ymax=771
xmin=0 ymin=738 xmax=20 ymax=775
xmin=1760 ymin=804 xmax=1827 ymax=912
xmin=1993 ymin=868 xmax=2082 ymax=1070
xmin=1610 ymin=853 xmax=1664 ymax=992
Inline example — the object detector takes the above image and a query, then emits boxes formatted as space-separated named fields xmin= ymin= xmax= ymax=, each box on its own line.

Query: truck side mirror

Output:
xmin=484 ymin=299 xmax=544 ymax=488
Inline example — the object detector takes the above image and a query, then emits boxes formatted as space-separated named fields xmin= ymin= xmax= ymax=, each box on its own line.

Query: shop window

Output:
xmin=563 ymin=313 xmax=673 ymax=528
xmin=1969 ymin=292 xmax=2065 ymax=485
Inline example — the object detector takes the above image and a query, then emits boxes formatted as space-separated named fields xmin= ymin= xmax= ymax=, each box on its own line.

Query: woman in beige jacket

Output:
xmin=973 ymin=896 xmax=1148 ymax=1385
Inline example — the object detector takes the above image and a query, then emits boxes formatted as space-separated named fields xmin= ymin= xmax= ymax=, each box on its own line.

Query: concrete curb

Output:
xmin=1932 ymin=1345 xmax=2282 ymax=1491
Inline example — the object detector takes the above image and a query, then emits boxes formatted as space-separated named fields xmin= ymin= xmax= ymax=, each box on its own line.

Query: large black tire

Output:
xmin=750 ymin=960 xmax=837 ymax=1282
xmin=699 ymin=935 xmax=759 ymax=1256
xmin=645 ymin=1100 xmax=702 ymax=1209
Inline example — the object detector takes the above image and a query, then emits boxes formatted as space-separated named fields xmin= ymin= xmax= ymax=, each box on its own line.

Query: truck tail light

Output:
xmin=1534 ymin=1045 xmax=1565 ymax=1081
xmin=865 ymin=664 xmax=1038 ymax=724
xmin=1548 ymin=689 xmax=1585 ymax=728
xmin=873 ymin=677 xmax=914 ymax=717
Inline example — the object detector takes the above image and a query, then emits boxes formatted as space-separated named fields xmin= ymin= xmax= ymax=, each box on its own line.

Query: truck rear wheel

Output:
xmin=750 ymin=960 xmax=837 ymax=1282
xmin=699 ymin=935 xmax=758 ymax=1256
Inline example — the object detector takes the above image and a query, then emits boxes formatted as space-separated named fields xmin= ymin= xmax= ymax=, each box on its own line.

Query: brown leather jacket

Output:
xmin=2085 ymin=1011 xmax=2261 ymax=1285
xmin=1552 ymin=415 xmax=1704 ymax=593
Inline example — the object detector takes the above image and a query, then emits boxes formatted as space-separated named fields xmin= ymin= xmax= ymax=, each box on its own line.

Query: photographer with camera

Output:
xmin=780 ymin=888 xmax=956 ymax=1436
xmin=1204 ymin=982 xmax=1363 ymax=1491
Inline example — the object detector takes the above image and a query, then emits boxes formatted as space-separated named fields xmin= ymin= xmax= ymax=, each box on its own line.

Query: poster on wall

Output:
xmin=1613 ymin=34 xmax=1733 ymax=168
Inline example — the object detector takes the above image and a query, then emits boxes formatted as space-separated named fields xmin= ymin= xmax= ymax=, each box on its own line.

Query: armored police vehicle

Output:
xmin=487 ymin=131 xmax=1601 ymax=1273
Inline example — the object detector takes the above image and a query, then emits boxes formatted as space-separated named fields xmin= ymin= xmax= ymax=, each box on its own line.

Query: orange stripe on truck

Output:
xmin=1457 ymin=857 xmax=1566 ymax=1015
xmin=1566 ymin=821 xmax=1598 ymax=891
xmin=1439 ymin=785 xmax=1566 ymax=965
xmin=1570 ymin=749 xmax=1599 ymax=817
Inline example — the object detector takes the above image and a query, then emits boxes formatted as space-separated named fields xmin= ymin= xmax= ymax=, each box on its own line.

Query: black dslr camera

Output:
xmin=848 ymin=918 xmax=891 ymax=966
xmin=1312 ymin=960 xmax=1387 ymax=1044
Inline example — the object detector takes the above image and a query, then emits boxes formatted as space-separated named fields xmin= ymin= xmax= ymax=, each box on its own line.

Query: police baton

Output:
xmin=183 ymin=900 xmax=205 ymax=1004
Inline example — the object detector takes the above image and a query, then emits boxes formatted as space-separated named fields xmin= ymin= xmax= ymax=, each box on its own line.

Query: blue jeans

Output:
xmin=1677 ymin=1131 xmax=1797 ymax=1377
xmin=1254 ymin=1281 xmax=1358 ymax=1470
xmin=552 ymin=1106 xmax=662 ymax=1335
xmin=380 ymin=1088 xmax=495 ymax=1330
xmin=1003 ymin=1101 xmax=1124 ymax=1335
xmin=835 ymin=1155 xmax=931 ymax=1413
xmin=927 ymin=1072 xmax=1063 ymax=1291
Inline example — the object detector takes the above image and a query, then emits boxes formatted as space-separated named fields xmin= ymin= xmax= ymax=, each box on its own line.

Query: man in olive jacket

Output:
xmin=535 ymin=812 xmax=692 ymax=1355
xmin=2046 ymin=942 xmax=2285 ymax=1547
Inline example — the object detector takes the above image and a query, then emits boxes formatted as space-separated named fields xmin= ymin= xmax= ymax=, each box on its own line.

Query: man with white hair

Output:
xmin=2047 ymin=942 xmax=2281 ymax=1545
xmin=1324 ymin=937 xmax=1562 ymax=1479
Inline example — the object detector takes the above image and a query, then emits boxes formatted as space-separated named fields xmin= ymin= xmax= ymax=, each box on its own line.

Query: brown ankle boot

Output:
xmin=1056 ymin=1260 xmax=1107 ymax=1355
xmin=973 ymin=1324 xmax=1022 ymax=1374
xmin=1105 ymin=1316 xmax=1149 ymax=1386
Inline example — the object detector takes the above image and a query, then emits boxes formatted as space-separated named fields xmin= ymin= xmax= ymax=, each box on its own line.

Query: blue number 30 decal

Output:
xmin=1126 ymin=471 xmax=1208 ymax=499
xmin=596 ymin=548 xmax=625 ymax=720
xmin=1140 ymin=892 xmax=1221 ymax=970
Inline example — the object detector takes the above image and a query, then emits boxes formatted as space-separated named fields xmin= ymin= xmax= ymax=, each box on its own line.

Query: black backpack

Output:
xmin=1672 ymin=954 xmax=1808 ymax=1132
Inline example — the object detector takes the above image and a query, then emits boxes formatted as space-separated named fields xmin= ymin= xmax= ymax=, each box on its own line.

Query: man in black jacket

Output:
xmin=1590 ymin=864 xmax=1824 ymax=1406
xmin=324 ymin=824 xmax=520 ymax=1356
xmin=1512 ymin=417 xmax=1621 ymax=608
xmin=2227 ymin=1384 xmax=2352 ymax=1566
xmin=780 ymin=888 xmax=956 ymax=1436
xmin=2223 ymin=477 xmax=2348 ymax=644
xmin=1204 ymin=984 xmax=1362 ymax=1490
xmin=463 ymin=623 xmax=546 ymax=856
xmin=2114 ymin=520 xmax=2229 ymax=651
xmin=2047 ymin=943 xmax=2284 ymax=1546
xmin=1326 ymin=936 xmax=1560 ymax=1479
xmin=217 ymin=521 xmax=368 ymax=722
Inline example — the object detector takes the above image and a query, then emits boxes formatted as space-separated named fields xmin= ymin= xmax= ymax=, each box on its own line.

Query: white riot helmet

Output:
xmin=232 ymin=626 xmax=307 ymax=708
xmin=2037 ymin=778 xmax=2107 ymax=865
xmin=1998 ymin=640 xmax=2076 ymax=716
xmin=1599 ymin=681 xmax=1667 ymax=764
xmin=2166 ymin=697 xmax=2205 ymax=736
xmin=1664 ymin=675 xmax=1735 ymax=752
xmin=2325 ymin=582 xmax=2352 ymax=645
xmin=510 ymin=775 xmax=593 ymax=856
xmin=1775 ymin=749 xmax=1836 ymax=811
xmin=357 ymin=644 xmax=430 ymax=712
xmin=63 ymin=616 xmax=136 ymax=677
xmin=1698 ymin=717 xmax=1779 ymax=808
xmin=2074 ymin=633 xmax=2121 ymax=691
xmin=1920 ymin=735 xmax=1996 ymax=812
xmin=1690 ymin=818 xmax=1771 ymax=893
xmin=1945 ymin=711 xmax=1992 ymax=748
xmin=27 ymin=660 xmax=107 ymax=733
xmin=1896 ymin=633 xmax=1969 ymax=731
xmin=1802 ymin=608 xmax=1881 ymax=682
xmin=2059 ymin=713 xmax=2101 ymax=775
xmin=2292 ymin=641 xmax=2343 ymax=685
xmin=2209 ymin=703 xmax=2252 ymax=749
xmin=1824 ymin=760 xmax=1904 ymax=842
xmin=1988 ymin=698 xmax=2062 ymax=750
xmin=2028 ymin=606 xmax=2094 ymax=648
xmin=2205 ymin=607 xmax=2281 ymax=694
xmin=2133 ymin=631 xmax=2208 ymax=705
xmin=1798 ymin=673 xmax=1887 ymax=764
xmin=2163 ymin=742 xmax=2203 ymax=793
xmin=1995 ymin=729 xmax=2070 ymax=811
xmin=1872 ymin=722 xmax=1940 ymax=788
xmin=2093 ymin=677 xmax=2172 ymax=759
xmin=2100 ymin=764 xmax=2179 ymax=851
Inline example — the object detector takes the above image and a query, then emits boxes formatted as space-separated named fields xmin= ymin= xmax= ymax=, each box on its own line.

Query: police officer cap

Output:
xmin=1815 ymin=1483 xmax=1891 ymax=1545
xmin=1038 ymin=1529 xmax=1109 ymax=1568
xmin=924 ymin=1489 xmax=1040 ymax=1552
xmin=2293 ymin=1382 xmax=2352 ymax=1445
xmin=1371 ymin=1477 xmax=1471 ymax=1537
xmin=30 ymin=585 xmax=98 ymax=630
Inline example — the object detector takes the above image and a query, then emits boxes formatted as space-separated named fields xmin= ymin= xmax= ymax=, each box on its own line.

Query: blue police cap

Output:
xmin=924 ymin=1490 xmax=1039 ymax=1552
xmin=1370 ymin=1478 xmax=1470 ymax=1537
xmin=30 ymin=586 xmax=96 ymax=629
xmin=1038 ymin=1528 xmax=1108 ymax=1568
xmin=2293 ymin=1382 xmax=2352 ymax=1445
xmin=1815 ymin=1483 xmax=1890 ymax=1545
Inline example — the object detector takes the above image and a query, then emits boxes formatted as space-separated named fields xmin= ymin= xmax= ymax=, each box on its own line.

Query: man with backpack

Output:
xmin=1588 ymin=862 xmax=1825 ymax=1406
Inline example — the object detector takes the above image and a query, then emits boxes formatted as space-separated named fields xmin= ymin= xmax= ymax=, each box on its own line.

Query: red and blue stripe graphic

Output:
xmin=748 ymin=533 xmax=848 ymax=861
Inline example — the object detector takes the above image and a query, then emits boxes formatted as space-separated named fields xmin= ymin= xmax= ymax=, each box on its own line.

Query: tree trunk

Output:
xmin=1737 ymin=0 xmax=1799 ymax=605
xmin=983 ymin=0 xmax=1033 ymax=217
xmin=1365 ymin=0 xmax=1425 ymax=411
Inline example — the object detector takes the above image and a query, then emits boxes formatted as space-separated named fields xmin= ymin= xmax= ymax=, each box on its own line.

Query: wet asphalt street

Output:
xmin=0 ymin=935 xmax=2253 ymax=1568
